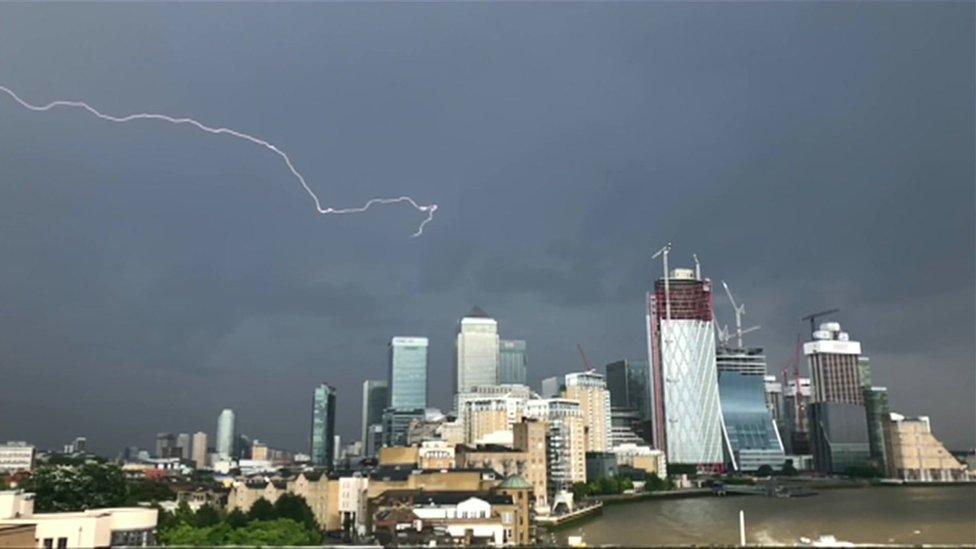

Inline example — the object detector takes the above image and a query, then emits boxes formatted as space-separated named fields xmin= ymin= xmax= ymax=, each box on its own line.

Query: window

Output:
xmin=57 ymin=539 xmax=68 ymax=549
xmin=42 ymin=539 xmax=53 ymax=549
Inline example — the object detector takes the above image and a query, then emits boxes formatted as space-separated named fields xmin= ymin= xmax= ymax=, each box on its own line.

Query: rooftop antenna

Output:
xmin=721 ymin=280 xmax=760 ymax=348
xmin=692 ymin=253 xmax=701 ymax=280
xmin=652 ymin=243 xmax=672 ymax=321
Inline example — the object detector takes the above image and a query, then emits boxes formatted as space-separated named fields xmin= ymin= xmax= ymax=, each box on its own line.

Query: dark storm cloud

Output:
xmin=0 ymin=2 xmax=972 ymax=453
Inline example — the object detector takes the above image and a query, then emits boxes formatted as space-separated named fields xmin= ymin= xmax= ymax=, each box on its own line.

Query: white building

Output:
xmin=612 ymin=443 xmax=667 ymax=480
xmin=338 ymin=476 xmax=369 ymax=536
xmin=540 ymin=376 xmax=561 ymax=398
xmin=216 ymin=409 xmax=236 ymax=460
xmin=191 ymin=432 xmax=208 ymax=469
xmin=647 ymin=266 xmax=724 ymax=468
xmin=455 ymin=307 xmax=500 ymax=394
xmin=411 ymin=496 xmax=509 ymax=546
xmin=0 ymin=442 xmax=34 ymax=474
xmin=805 ymin=322 xmax=864 ymax=404
xmin=0 ymin=490 xmax=157 ymax=547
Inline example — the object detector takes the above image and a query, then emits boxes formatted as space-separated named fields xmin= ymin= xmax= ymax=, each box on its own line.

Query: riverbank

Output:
xmin=552 ymin=484 xmax=976 ymax=546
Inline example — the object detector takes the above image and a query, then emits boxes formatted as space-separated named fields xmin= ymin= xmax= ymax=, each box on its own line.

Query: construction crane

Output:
xmin=721 ymin=280 xmax=760 ymax=348
xmin=652 ymin=243 xmax=672 ymax=320
xmin=801 ymin=308 xmax=840 ymax=335
xmin=576 ymin=344 xmax=594 ymax=372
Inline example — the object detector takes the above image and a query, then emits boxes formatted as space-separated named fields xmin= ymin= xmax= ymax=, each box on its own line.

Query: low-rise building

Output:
xmin=418 ymin=440 xmax=455 ymax=469
xmin=0 ymin=490 xmax=157 ymax=548
xmin=612 ymin=443 xmax=667 ymax=480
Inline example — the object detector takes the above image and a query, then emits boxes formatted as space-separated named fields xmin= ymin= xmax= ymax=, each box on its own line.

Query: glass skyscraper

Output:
xmin=310 ymin=383 xmax=337 ymax=468
xmin=499 ymin=339 xmax=527 ymax=385
xmin=361 ymin=380 xmax=388 ymax=455
xmin=389 ymin=337 xmax=428 ymax=410
xmin=717 ymin=371 xmax=785 ymax=471
xmin=215 ymin=409 xmax=236 ymax=460
xmin=604 ymin=359 xmax=651 ymax=420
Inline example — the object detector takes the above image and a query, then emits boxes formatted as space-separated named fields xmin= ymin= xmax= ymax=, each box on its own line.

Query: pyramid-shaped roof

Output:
xmin=465 ymin=306 xmax=491 ymax=319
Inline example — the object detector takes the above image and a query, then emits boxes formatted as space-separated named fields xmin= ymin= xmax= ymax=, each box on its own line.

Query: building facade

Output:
xmin=191 ymin=432 xmax=207 ymax=469
xmin=0 ymin=443 xmax=34 ymax=474
xmin=863 ymin=386 xmax=890 ymax=471
xmin=716 ymin=347 xmax=767 ymax=377
xmin=311 ymin=384 xmax=337 ymax=469
xmin=455 ymin=307 xmax=500 ymax=394
xmin=717 ymin=372 xmax=785 ymax=472
xmin=604 ymin=359 xmax=651 ymax=422
xmin=524 ymin=398 xmax=586 ymax=498
xmin=646 ymin=267 xmax=724 ymax=469
xmin=564 ymin=371 xmax=612 ymax=452
xmin=216 ymin=409 xmax=236 ymax=460
xmin=882 ymin=414 xmax=966 ymax=482
xmin=361 ymin=380 xmax=389 ymax=455
xmin=805 ymin=322 xmax=864 ymax=405
xmin=498 ymin=340 xmax=527 ymax=385
xmin=389 ymin=337 xmax=429 ymax=410
xmin=808 ymin=402 xmax=870 ymax=474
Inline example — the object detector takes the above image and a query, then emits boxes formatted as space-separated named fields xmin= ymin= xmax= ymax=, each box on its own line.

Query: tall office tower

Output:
xmin=366 ymin=424 xmax=384 ymax=456
xmin=176 ymin=433 xmax=191 ymax=460
xmin=333 ymin=435 xmax=342 ymax=464
xmin=540 ymin=376 xmax=561 ymax=398
xmin=806 ymin=322 xmax=864 ymax=405
xmin=858 ymin=357 xmax=872 ymax=388
xmin=564 ymin=372 xmax=612 ymax=452
xmin=646 ymin=267 xmax=724 ymax=469
xmin=783 ymin=377 xmax=812 ymax=454
xmin=604 ymin=359 xmax=651 ymax=421
xmin=717 ymin=371 xmax=786 ymax=471
xmin=216 ymin=409 xmax=237 ymax=460
xmin=806 ymin=322 xmax=870 ymax=473
xmin=310 ymin=384 xmax=337 ymax=469
xmin=499 ymin=340 xmax=528 ymax=385
xmin=763 ymin=375 xmax=783 ymax=424
xmin=155 ymin=433 xmax=176 ymax=458
xmin=716 ymin=347 xmax=768 ymax=376
xmin=192 ymin=431 xmax=208 ymax=469
xmin=389 ymin=337 xmax=429 ymax=410
xmin=382 ymin=408 xmax=427 ymax=447
xmin=863 ymin=386 xmax=890 ymax=471
xmin=455 ymin=307 xmax=500 ymax=394
xmin=361 ymin=380 xmax=389 ymax=455
xmin=524 ymin=399 xmax=586 ymax=497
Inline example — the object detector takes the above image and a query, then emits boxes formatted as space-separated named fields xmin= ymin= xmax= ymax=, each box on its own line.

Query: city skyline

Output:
xmin=0 ymin=2 xmax=972 ymax=455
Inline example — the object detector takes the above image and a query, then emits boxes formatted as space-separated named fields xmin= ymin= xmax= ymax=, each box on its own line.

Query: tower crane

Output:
xmin=801 ymin=308 xmax=840 ymax=336
xmin=720 ymin=280 xmax=760 ymax=348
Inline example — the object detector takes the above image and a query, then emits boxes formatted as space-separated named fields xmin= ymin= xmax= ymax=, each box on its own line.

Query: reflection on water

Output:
xmin=554 ymin=486 xmax=976 ymax=546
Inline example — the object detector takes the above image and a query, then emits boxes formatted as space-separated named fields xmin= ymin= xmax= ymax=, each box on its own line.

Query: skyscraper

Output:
xmin=192 ymin=431 xmax=208 ymax=469
xmin=455 ymin=307 xmax=499 ymax=394
xmin=540 ymin=376 xmax=561 ymax=398
xmin=646 ymin=266 xmax=724 ymax=469
xmin=216 ymin=409 xmax=236 ymax=460
xmin=863 ymin=386 xmax=890 ymax=471
xmin=155 ymin=432 xmax=176 ymax=458
xmin=177 ymin=433 xmax=191 ymax=460
xmin=806 ymin=322 xmax=870 ymax=473
xmin=310 ymin=383 xmax=337 ymax=469
xmin=389 ymin=337 xmax=429 ymax=410
xmin=564 ymin=371 xmax=612 ymax=452
xmin=524 ymin=398 xmax=586 ymax=497
xmin=717 ymin=371 xmax=785 ymax=471
xmin=499 ymin=340 xmax=527 ymax=385
xmin=604 ymin=359 xmax=651 ymax=421
xmin=716 ymin=347 xmax=768 ymax=376
xmin=783 ymin=376 xmax=812 ymax=454
xmin=806 ymin=322 xmax=864 ymax=405
xmin=361 ymin=380 xmax=388 ymax=455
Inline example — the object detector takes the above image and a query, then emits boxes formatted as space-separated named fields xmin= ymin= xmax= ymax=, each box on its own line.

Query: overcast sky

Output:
xmin=0 ymin=2 xmax=973 ymax=454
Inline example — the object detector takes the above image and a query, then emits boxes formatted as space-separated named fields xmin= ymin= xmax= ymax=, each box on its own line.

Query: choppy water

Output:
xmin=552 ymin=485 xmax=976 ymax=546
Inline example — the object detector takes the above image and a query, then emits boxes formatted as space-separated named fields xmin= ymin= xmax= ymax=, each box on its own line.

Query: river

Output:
xmin=552 ymin=485 xmax=976 ymax=546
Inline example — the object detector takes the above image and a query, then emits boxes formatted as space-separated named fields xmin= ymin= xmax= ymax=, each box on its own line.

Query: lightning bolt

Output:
xmin=0 ymin=85 xmax=438 ymax=237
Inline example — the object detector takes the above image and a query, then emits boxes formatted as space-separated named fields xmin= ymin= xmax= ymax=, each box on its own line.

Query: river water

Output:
xmin=553 ymin=486 xmax=976 ymax=546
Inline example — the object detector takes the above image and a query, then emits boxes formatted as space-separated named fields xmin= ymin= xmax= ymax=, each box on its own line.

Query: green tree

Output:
xmin=571 ymin=482 xmax=591 ymax=500
xmin=273 ymin=493 xmax=319 ymax=532
xmin=25 ymin=464 xmax=128 ymax=512
xmin=172 ymin=501 xmax=196 ymax=525
xmin=248 ymin=497 xmax=276 ymax=521
xmin=756 ymin=464 xmax=774 ymax=477
xmin=126 ymin=479 xmax=175 ymax=504
xmin=194 ymin=503 xmax=222 ymax=527
xmin=225 ymin=519 xmax=320 ymax=546
xmin=668 ymin=463 xmax=698 ymax=478
xmin=845 ymin=465 xmax=883 ymax=479
xmin=225 ymin=508 xmax=250 ymax=529
xmin=159 ymin=522 xmax=231 ymax=546
xmin=780 ymin=459 xmax=799 ymax=476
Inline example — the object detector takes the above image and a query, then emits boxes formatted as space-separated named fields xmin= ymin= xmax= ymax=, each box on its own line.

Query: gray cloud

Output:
xmin=0 ymin=2 xmax=972 ymax=453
